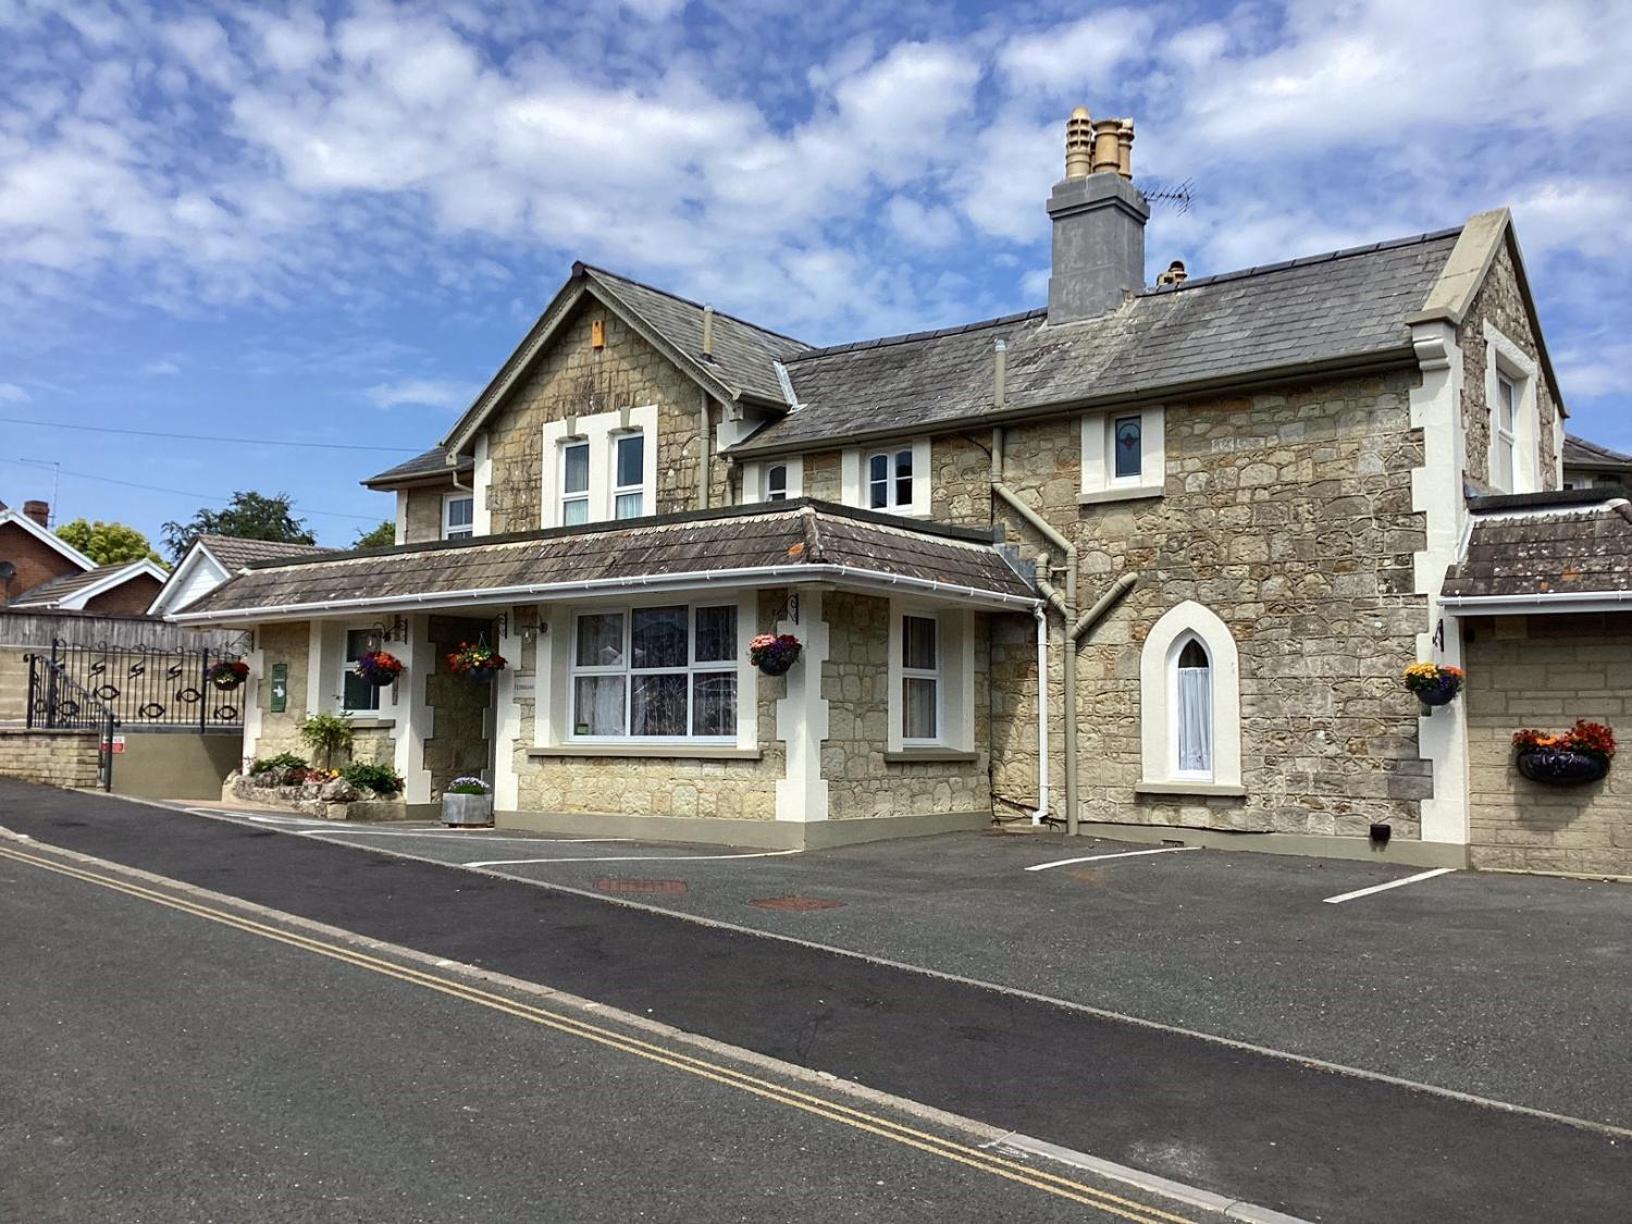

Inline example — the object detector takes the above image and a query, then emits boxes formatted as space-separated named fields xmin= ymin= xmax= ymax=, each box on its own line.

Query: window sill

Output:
xmin=883 ymin=748 xmax=980 ymax=763
xmin=343 ymin=717 xmax=397 ymax=730
xmin=529 ymin=745 xmax=762 ymax=761
xmin=1135 ymin=780 xmax=1246 ymax=799
xmin=1078 ymin=485 xmax=1164 ymax=506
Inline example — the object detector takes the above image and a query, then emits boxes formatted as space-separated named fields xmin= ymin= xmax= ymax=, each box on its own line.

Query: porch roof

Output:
xmin=167 ymin=500 xmax=1038 ymax=623
xmin=1440 ymin=490 xmax=1632 ymax=614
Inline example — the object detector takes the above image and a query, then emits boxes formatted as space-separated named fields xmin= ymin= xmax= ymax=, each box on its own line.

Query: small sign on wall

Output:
xmin=270 ymin=663 xmax=288 ymax=714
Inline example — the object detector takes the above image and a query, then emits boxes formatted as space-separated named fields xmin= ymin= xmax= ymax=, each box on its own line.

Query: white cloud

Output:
xmin=0 ymin=382 xmax=30 ymax=403
xmin=365 ymin=378 xmax=478 ymax=411
xmin=998 ymin=9 xmax=1156 ymax=94
xmin=142 ymin=359 xmax=181 ymax=376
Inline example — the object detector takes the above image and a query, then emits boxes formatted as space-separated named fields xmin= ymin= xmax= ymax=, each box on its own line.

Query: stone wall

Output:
xmin=820 ymin=591 xmax=990 ymax=821
xmin=0 ymin=728 xmax=101 ymax=789
xmin=252 ymin=621 xmax=311 ymax=760
xmin=507 ymin=591 xmax=785 ymax=821
xmin=1464 ymin=613 xmax=1631 ymax=876
xmin=481 ymin=300 xmax=728 ymax=535
xmin=1459 ymin=239 xmax=1560 ymax=492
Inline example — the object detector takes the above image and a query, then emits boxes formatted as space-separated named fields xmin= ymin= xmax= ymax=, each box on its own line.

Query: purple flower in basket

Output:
xmin=749 ymin=633 xmax=801 ymax=676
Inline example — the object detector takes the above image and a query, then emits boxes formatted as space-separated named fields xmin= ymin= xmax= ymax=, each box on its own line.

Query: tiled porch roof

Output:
xmin=1441 ymin=490 xmax=1632 ymax=610
xmin=168 ymin=500 xmax=1037 ymax=622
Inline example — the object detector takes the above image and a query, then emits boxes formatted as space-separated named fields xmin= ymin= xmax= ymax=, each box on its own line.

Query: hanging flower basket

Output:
xmin=207 ymin=659 xmax=249 ymax=691
xmin=1403 ymin=662 xmax=1464 ymax=708
xmin=447 ymin=641 xmax=507 ymax=682
xmin=749 ymin=633 xmax=801 ymax=676
xmin=1513 ymin=721 xmax=1615 ymax=786
xmin=356 ymin=650 xmax=404 ymax=687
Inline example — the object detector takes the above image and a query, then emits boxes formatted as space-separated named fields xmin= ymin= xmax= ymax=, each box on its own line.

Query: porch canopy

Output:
xmin=1440 ymin=489 xmax=1632 ymax=616
xmin=166 ymin=499 xmax=1039 ymax=625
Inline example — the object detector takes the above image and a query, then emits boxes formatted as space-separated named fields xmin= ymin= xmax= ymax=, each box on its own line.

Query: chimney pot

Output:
xmin=1157 ymin=259 xmax=1188 ymax=287
xmin=22 ymin=500 xmax=49 ymax=528
xmin=701 ymin=304 xmax=715 ymax=359
xmin=1046 ymin=107 xmax=1150 ymax=324
xmin=1116 ymin=119 xmax=1134 ymax=179
xmin=1091 ymin=119 xmax=1121 ymax=175
xmin=1064 ymin=107 xmax=1094 ymax=179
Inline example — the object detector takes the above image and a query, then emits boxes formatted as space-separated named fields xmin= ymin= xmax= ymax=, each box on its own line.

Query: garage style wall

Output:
xmin=1465 ymin=613 xmax=1631 ymax=876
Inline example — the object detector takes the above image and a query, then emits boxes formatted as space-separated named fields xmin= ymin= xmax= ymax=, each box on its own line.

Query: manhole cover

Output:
xmin=594 ymin=876 xmax=688 ymax=895
xmin=749 ymin=896 xmax=844 ymax=911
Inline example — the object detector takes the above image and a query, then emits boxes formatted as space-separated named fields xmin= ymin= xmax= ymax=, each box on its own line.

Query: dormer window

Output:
xmin=765 ymin=464 xmax=788 ymax=502
xmin=840 ymin=440 xmax=928 ymax=516
xmin=868 ymin=449 xmax=914 ymax=511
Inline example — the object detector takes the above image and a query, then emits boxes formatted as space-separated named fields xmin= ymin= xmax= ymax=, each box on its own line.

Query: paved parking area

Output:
xmin=188 ymin=806 xmax=1632 ymax=1132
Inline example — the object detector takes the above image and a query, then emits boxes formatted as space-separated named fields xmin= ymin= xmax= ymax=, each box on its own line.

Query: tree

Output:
xmin=353 ymin=520 xmax=396 ymax=549
xmin=161 ymin=491 xmax=316 ymax=561
xmin=56 ymin=519 xmax=164 ymax=567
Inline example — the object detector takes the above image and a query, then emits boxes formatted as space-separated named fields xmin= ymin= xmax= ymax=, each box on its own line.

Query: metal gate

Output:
xmin=25 ymin=638 xmax=249 ymax=733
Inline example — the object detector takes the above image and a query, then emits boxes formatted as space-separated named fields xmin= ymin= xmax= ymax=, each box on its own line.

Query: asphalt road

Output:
xmin=2 ymin=781 xmax=1628 ymax=1222
xmin=0 ymin=846 xmax=1191 ymax=1224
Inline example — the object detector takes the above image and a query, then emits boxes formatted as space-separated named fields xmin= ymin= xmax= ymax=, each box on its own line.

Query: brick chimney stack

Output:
xmin=1047 ymin=106 xmax=1149 ymax=324
xmin=22 ymin=500 xmax=49 ymax=528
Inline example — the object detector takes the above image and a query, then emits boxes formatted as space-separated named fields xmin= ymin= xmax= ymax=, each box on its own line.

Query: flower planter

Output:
xmin=443 ymin=792 xmax=494 ymax=827
xmin=1416 ymin=676 xmax=1460 ymax=707
xmin=211 ymin=674 xmax=245 ymax=691
xmin=749 ymin=633 xmax=801 ymax=676
xmin=757 ymin=647 xmax=800 ymax=677
xmin=1515 ymin=748 xmax=1609 ymax=786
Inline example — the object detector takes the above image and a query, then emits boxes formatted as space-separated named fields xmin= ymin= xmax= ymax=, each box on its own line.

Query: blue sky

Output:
xmin=3 ymin=0 xmax=1630 ymax=550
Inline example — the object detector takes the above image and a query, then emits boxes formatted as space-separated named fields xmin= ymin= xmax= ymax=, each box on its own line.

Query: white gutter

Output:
xmin=1439 ymin=590 xmax=1632 ymax=616
xmin=1032 ymin=603 xmax=1049 ymax=825
xmin=168 ymin=562 xmax=1043 ymax=625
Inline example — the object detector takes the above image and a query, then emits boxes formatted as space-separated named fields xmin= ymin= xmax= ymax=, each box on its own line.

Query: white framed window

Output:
xmin=765 ymin=463 xmax=789 ymax=501
xmin=342 ymin=627 xmax=383 ymax=713
xmin=841 ymin=440 xmax=930 ymax=516
xmin=1081 ymin=406 xmax=1164 ymax=503
xmin=899 ymin=614 xmax=939 ymax=743
xmin=568 ymin=603 xmax=738 ymax=741
xmin=442 ymin=494 xmax=474 ymax=540
xmin=740 ymin=456 xmax=804 ymax=505
xmin=560 ymin=440 xmax=590 ymax=525
xmin=1139 ymin=601 xmax=1241 ymax=793
xmin=1492 ymin=373 xmax=1517 ymax=493
xmin=1172 ymin=636 xmax=1213 ymax=779
xmin=613 ymin=432 xmax=645 ymax=519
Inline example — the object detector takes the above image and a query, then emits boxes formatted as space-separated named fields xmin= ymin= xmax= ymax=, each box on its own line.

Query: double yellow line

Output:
xmin=0 ymin=842 xmax=1197 ymax=1224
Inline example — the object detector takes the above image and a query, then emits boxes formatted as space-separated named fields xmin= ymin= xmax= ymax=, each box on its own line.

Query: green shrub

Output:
xmin=249 ymin=752 xmax=306 ymax=775
xmin=341 ymin=761 xmax=404 ymax=796
xmin=298 ymin=711 xmax=354 ymax=769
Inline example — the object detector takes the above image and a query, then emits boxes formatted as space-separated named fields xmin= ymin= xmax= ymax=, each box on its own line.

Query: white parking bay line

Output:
xmin=464 ymin=849 xmax=802 ymax=868
xmin=1024 ymin=846 xmax=1200 ymax=872
xmin=1322 ymin=867 xmax=1456 ymax=905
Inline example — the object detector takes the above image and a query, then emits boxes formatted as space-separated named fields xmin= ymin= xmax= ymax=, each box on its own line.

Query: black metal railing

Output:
xmin=25 ymin=638 xmax=248 ymax=732
xmin=24 ymin=653 xmax=120 ymax=791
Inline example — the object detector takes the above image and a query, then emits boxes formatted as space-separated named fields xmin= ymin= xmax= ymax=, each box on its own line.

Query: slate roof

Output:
xmin=735 ymin=228 xmax=1462 ymax=455
xmin=582 ymin=265 xmax=812 ymax=404
xmin=363 ymin=445 xmax=473 ymax=488
xmin=1562 ymin=435 xmax=1632 ymax=470
xmin=1442 ymin=492 xmax=1632 ymax=600
xmin=197 ymin=535 xmax=333 ymax=570
xmin=9 ymin=563 xmax=154 ymax=608
xmin=170 ymin=501 xmax=1035 ymax=621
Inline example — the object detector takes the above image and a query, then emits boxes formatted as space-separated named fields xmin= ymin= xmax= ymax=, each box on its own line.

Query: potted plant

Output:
xmin=447 ymin=641 xmax=507 ymax=682
xmin=1403 ymin=662 xmax=1464 ymax=708
xmin=749 ymin=632 xmax=801 ymax=676
xmin=298 ymin=711 xmax=355 ymax=771
xmin=208 ymin=659 xmax=250 ymax=690
xmin=356 ymin=649 xmax=404 ymax=687
xmin=443 ymin=776 xmax=493 ymax=827
xmin=1513 ymin=720 xmax=1616 ymax=785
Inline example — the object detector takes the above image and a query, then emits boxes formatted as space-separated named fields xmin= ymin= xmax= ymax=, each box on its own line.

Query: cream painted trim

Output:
xmin=885 ymin=600 xmax=973 ymax=754
xmin=1138 ymin=601 xmax=1241 ymax=789
xmin=306 ymin=621 xmax=328 ymax=716
xmin=1483 ymin=321 xmax=1540 ymax=495
xmin=775 ymin=587 xmax=828 ymax=822
xmin=392 ymin=614 xmax=433 ymax=805
xmin=1406 ymin=208 xmax=1510 ymax=327
xmin=473 ymin=434 xmax=493 ymax=535
xmin=840 ymin=439 xmax=931 ymax=518
xmin=241 ymin=631 xmax=266 ymax=769
xmin=540 ymin=405 xmax=658 ymax=528
xmin=393 ymin=491 xmax=409 ymax=546
xmin=1081 ymin=405 xmax=1165 ymax=500
xmin=492 ymin=609 xmax=522 ymax=810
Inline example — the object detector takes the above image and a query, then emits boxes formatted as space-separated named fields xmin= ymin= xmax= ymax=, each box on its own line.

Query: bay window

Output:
xmin=570 ymin=604 xmax=737 ymax=740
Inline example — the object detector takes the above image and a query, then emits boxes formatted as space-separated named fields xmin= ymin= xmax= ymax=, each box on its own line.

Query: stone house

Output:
xmin=170 ymin=108 xmax=1627 ymax=873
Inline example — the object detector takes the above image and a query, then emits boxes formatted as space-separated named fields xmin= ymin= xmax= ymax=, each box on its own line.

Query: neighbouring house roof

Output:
xmin=363 ymin=445 xmax=474 ymax=489
xmin=0 ymin=505 xmax=97 ymax=573
xmin=441 ymin=263 xmax=811 ymax=458
xmin=168 ymin=500 xmax=1037 ymax=623
xmin=1562 ymin=435 xmax=1632 ymax=471
xmin=194 ymin=534 xmax=332 ymax=570
xmin=734 ymin=228 xmax=1465 ymax=457
xmin=1441 ymin=490 xmax=1632 ymax=612
xmin=149 ymin=534 xmax=334 ymax=617
xmin=8 ymin=558 xmax=169 ymax=610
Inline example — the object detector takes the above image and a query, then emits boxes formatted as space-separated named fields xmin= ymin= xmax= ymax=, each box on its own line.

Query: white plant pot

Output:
xmin=442 ymin=792 xmax=493 ymax=827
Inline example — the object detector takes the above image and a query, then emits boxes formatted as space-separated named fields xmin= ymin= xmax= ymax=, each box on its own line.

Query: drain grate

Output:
xmin=594 ymin=876 xmax=688 ymax=895
xmin=749 ymin=895 xmax=844 ymax=911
